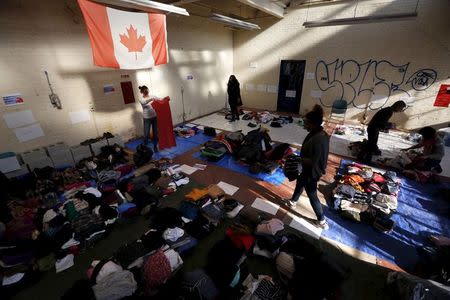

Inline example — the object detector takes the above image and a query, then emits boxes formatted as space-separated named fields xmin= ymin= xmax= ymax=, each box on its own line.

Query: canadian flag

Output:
xmin=78 ymin=0 xmax=168 ymax=69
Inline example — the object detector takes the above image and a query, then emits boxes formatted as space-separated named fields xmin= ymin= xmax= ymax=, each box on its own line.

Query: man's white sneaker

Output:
xmin=316 ymin=219 xmax=329 ymax=230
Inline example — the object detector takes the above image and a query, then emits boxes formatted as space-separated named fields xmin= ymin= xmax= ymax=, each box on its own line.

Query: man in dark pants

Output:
xmin=364 ymin=101 xmax=406 ymax=162
xmin=284 ymin=105 xmax=330 ymax=230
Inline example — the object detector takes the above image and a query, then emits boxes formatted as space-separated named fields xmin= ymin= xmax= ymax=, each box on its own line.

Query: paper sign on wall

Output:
xmin=249 ymin=62 xmax=258 ymax=68
xmin=286 ymin=90 xmax=296 ymax=98
xmin=305 ymin=72 xmax=315 ymax=80
xmin=310 ymin=90 xmax=322 ymax=98
xmin=267 ymin=85 xmax=278 ymax=94
xmin=245 ymin=83 xmax=255 ymax=91
xmin=434 ymin=84 xmax=450 ymax=107
xmin=257 ymin=84 xmax=267 ymax=92
xmin=69 ymin=110 xmax=91 ymax=124
xmin=3 ymin=93 xmax=24 ymax=106
xmin=3 ymin=110 xmax=36 ymax=129
xmin=103 ymin=84 xmax=115 ymax=94
xmin=13 ymin=123 xmax=44 ymax=142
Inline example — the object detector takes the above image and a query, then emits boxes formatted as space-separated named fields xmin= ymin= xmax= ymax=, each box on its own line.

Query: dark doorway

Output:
xmin=277 ymin=60 xmax=306 ymax=113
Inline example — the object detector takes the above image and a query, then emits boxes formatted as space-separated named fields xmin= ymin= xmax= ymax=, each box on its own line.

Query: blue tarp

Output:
xmin=125 ymin=132 xmax=211 ymax=159
xmin=192 ymin=151 xmax=286 ymax=185
xmin=321 ymin=159 xmax=450 ymax=270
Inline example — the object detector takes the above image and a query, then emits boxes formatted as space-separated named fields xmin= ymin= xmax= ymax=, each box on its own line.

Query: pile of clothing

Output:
xmin=0 ymin=151 xmax=177 ymax=295
xmin=200 ymin=129 xmax=294 ymax=175
xmin=333 ymin=162 xmax=401 ymax=232
xmin=173 ymin=125 xmax=200 ymax=138
xmin=242 ymin=111 xmax=294 ymax=129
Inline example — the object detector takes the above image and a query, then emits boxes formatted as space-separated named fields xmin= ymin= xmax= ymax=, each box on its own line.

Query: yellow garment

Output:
xmin=207 ymin=184 xmax=225 ymax=199
xmin=185 ymin=188 xmax=209 ymax=202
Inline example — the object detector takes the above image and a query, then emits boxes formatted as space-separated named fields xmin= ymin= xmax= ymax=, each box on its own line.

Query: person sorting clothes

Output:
xmin=403 ymin=126 xmax=444 ymax=173
xmin=138 ymin=85 xmax=161 ymax=152
xmin=284 ymin=105 xmax=330 ymax=230
xmin=363 ymin=100 xmax=406 ymax=162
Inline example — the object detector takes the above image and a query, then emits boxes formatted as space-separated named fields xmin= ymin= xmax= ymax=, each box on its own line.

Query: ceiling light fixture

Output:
xmin=209 ymin=13 xmax=261 ymax=30
xmin=303 ymin=12 xmax=417 ymax=28
xmin=94 ymin=0 xmax=189 ymax=16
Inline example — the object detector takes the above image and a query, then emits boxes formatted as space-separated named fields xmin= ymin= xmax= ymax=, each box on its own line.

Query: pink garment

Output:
xmin=256 ymin=218 xmax=284 ymax=235
xmin=143 ymin=250 xmax=172 ymax=294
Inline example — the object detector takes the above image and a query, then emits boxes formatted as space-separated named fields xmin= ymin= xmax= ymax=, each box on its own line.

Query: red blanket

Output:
xmin=152 ymin=97 xmax=176 ymax=150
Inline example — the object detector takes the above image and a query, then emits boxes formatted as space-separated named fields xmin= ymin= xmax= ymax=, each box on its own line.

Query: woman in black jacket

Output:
xmin=227 ymin=75 xmax=242 ymax=122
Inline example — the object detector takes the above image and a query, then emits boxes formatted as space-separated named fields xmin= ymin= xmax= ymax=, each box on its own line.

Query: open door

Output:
xmin=277 ymin=60 xmax=306 ymax=113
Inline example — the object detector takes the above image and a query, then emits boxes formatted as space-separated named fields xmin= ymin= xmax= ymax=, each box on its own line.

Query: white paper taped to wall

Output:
xmin=3 ymin=110 xmax=36 ymax=129
xmin=305 ymin=72 xmax=315 ymax=80
xmin=69 ymin=110 xmax=91 ymax=124
xmin=267 ymin=85 xmax=278 ymax=93
xmin=245 ymin=83 xmax=255 ymax=91
xmin=251 ymin=197 xmax=279 ymax=215
xmin=13 ymin=123 xmax=44 ymax=142
xmin=256 ymin=84 xmax=267 ymax=92
xmin=310 ymin=90 xmax=322 ymax=98
xmin=286 ymin=90 xmax=296 ymax=98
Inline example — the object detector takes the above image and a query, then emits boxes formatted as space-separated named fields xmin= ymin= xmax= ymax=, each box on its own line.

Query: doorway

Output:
xmin=277 ymin=60 xmax=306 ymax=113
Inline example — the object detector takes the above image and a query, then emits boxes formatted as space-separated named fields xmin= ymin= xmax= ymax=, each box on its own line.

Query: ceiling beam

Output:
xmin=94 ymin=0 xmax=189 ymax=16
xmin=237 ymin=0 xmax=285 ymax=18
xmin=169 ymin=0 xmax=201 ymax=5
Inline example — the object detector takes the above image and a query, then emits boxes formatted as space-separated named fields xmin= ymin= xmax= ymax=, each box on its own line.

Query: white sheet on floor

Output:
xmin=251 ymin=197 xmax=279 ymax=215
xmin=288 ymin=213 xmax=322 ymax=240
xmin=217 ymin=181 xmax=239 ymax=196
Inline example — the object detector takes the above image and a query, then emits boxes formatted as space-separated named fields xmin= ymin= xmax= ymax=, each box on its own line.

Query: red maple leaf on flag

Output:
xmin=119 ymin=25 xmax=147 ymax=60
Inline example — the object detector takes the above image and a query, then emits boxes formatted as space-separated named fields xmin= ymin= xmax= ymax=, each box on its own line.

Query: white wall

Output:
xmin=233 ymin=0 xmax=450 ymax=129
xmin=0 ymin=0 xmax=232 ymax=153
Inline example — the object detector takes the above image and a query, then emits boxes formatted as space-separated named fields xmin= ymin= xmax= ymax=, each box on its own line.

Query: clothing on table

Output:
xmin=422 ymin=136 xmax=445 ymax=161
xmin=292 ymin=173 xmax=324 ymax=222
xmin=164 ymin=248 xmax=183 ymax=271
xmin=151 ymin=97 xmax=176 ymax=149
xmin=143 ymin=117 xmax=158 ymax=148
xmin=185 ymin=188 xmax=209 ymax=201
xmin=162 ymin=227 xmax=184 ymax=242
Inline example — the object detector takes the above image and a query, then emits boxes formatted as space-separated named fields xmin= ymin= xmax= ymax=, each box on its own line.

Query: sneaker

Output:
xmin=316 ymin=219 xmax=329 ymax=230
xmin=282 ymin=199 xmax=296 ymax=207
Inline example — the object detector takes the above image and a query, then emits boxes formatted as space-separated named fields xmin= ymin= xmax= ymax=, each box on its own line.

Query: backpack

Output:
xmin=225 ymin=131 xmax=244 ymax=144
xmin=133 ymin=144 xmax=153 ymax=167
xmin=204 ymin=127 xmax=216 ymax=137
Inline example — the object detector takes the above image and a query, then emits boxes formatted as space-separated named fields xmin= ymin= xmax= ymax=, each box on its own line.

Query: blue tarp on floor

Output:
xmin=192 ymin=151 xmax=286 ymax=185
xmin=125 ymin=133 xmax=211 ymax=159
xmin=321 ymin=159 xmax=450 ymax=270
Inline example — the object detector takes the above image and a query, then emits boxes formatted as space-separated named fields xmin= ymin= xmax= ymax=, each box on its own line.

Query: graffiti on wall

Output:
xmin=314 ymin=59 xmax=437 ymax=110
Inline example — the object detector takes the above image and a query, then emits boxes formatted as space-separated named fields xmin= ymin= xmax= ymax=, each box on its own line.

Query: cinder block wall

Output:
xmin=0 ymin=0 xmax=233 ymax=153
xmin=233 ymin=0 xmax=450 ymax=129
